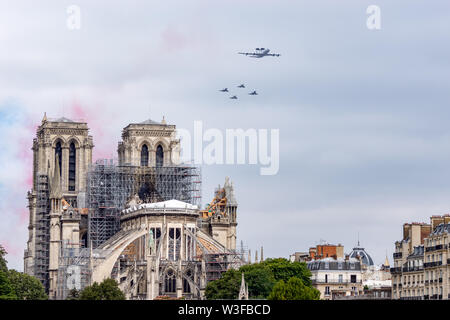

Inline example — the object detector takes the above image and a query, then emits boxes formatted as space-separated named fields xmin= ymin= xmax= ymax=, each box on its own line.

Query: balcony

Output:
xmin=403 ymin=266 xmax=424 ymax=273
xmin=425 ymin=244 xmax=446 ymax=252
xmin=312 ymin=280 xmax=362 ymax=285
xmin=390 ymin=267 xmax=402 ymax=274
xmin=424 ymin=261 xmax=443 ymax=268
xmin=393 ymin=252 xmax=402 ymax=259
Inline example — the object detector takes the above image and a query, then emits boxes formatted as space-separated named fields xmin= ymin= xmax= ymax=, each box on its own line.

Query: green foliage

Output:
xmin=206 ymin=258 xmax=315 ymax=300
xmin=238 ymin=264 xmax=276 ymax=299
xmin=268 ymin=277 xmax=320 ymax=300
xmin=262 ymin=258 xmax=312 ymax=286
xmin=79 ymin=278 xmax=125 ymax=300
xmin=7 ymin=270 xmax=47 ymax=300
xmin=0 ymin=270 xmax=17 ymax=300
xmin=0 ymin=244 xmax=48 ymax=300
xmin=0 ymin=245 xmax=8 ymax=273
xmin=66 ymin=288 xmax=80 ymax=300
xmin=205 ymin=269 xmax=241 ymax=299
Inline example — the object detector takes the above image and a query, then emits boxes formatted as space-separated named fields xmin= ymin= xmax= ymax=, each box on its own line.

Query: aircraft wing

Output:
xmin=238 ymin=52 xmax=254 ymax=56
xmin=266 ymin=53 xmax=281 ymax=57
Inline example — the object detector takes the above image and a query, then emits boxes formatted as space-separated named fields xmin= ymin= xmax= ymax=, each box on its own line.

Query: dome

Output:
xmin=348 ymin=245 xmax=374 ymax=266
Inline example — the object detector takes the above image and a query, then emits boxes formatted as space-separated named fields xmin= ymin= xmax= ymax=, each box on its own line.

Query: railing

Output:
xmin=390 ymin=267 xmax=402 ymax=273
xmin=403 ymin=266 xmax=424 ymax=273
xmin=312 ymin=280 xmax=362 ymax=285
xmin=424 ymin=261 xmax=442 ymax=268
xmin=425 ymin=244 xmax=447 ymax=252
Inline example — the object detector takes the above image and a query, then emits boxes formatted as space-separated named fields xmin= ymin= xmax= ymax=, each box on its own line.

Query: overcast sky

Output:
xmin=1 ymin=0 xmax=450 ymax=270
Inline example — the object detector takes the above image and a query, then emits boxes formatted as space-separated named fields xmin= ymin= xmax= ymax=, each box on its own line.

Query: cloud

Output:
xmin=1 ymin=0 xmax=450 ymax=270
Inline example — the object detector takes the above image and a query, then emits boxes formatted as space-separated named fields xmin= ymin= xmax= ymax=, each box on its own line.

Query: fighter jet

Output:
xmin=237 ymin=84 xmax=245 ymax=88
xmin=238 ymin=48 xmax=280 ymax=58
xmin=219 ymin=88 xmax=229 ymax=92
xmin=230 ymin=95 xmax=238 ymax=99
xmin=249 ymin=91 xmax=258 ymax=95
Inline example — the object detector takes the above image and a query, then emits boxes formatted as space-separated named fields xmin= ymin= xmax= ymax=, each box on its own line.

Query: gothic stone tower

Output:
xmin=200 ymin=177 xmax=238 ymax=250
xmin=24 ymin=114 xmax=93 ymax=294
xmin=118 ymin=118 xmax=180 ymax=167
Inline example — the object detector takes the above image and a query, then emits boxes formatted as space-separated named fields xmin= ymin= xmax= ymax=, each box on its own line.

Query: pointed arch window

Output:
xmin=68 ymin=142 xmax=76 ymax=191
xmin=55 ymin=141 xmax=62 ymax=177
xmin=164 ymin=269 xmax=176 ymax=293
xmin=156 ymin=145 xmax=164 ymax=167
xmin=141 ymin=144 xmax=149 ymax=166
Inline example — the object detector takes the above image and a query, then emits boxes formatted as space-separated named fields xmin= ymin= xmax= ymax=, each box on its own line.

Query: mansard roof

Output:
xmin=431 ymin=223 xmax=450 ymax=235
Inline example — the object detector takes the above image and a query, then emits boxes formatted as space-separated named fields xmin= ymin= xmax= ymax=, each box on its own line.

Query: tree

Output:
xmin=262 ymin=258 xmax=312 ymax=287
xmin=268 ymin=277 xmax=320 ymax=300
xmin=0 ymin=270 xmax=17 ymax=300
xmin=0 ymin=244 xmax=16 ymax=300
xmin=238 ymin=264 xmax=276 ymax=299
xmin=79 ymin=278 xmax=125 ymax=300
xmin=7 ymin=270 xmax=47 ymax=300
xmin=206 ymin=258 xmax=318 ymax=300
xmin=66 ymin=288 xmax=80 ymax=300
xmin=0 ymin=245 xmax=8 ymax=273
xmin=205 ymin=269 xmax=241 ymax=300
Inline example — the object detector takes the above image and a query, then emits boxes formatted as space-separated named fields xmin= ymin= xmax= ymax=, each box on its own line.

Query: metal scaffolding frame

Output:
xmin=34 ymin=174 xmax=50 ymax=293
xmin=87 ymin=159 xmax=202 ymax=249
xmin=56 ymin=240 xmax=113 ymax=300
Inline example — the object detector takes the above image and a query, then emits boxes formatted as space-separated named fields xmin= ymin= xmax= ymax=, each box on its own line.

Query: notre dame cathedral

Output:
xmin=24 ymin=114 xmax=242 ymax=300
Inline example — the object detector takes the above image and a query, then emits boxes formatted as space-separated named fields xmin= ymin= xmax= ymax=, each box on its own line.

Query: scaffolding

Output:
xmin=87 ymin=159 xmax=201 ymax=248
xmin=56 ymin=240 xmax=113 ymax=300
xmin=34 ymin=174 xmax=50 ymax=293
xmin=203 ymin=249 xmax=247 ymax=282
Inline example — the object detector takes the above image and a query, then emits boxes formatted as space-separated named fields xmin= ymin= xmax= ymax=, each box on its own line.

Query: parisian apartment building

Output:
xmin=391 ymin=215 xmax=450 ymax=300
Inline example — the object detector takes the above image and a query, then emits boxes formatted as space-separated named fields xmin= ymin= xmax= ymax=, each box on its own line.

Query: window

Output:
xmin=55 ymin=141 xmax=62 ymax=176
xmin=325 ymin=286 xmax=330 ymax=295
xmin=350 ymin=275 xmax=357 ymax=283
xmin=338 ymin=274 xmax=343 ymax=283
xmin=141 ymin=144 xmax=149 ymax=166
xmin=325 ymin=274 xmax=328 ymax=283
xmin=68 ymin=142 xmax=76 ymax=191
xmin=156 ymin=145 xmax=164 ymax=167
xmin=164 ymin=269 xmax=176 ymax=293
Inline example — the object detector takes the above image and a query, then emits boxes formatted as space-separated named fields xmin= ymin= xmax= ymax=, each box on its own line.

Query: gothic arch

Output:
xmin=141 ymin=144 xmax=149 ymax=167
xmin=153 ymin=139 xmax=169 ymax=152
xmin=52 ymin=137 xmax=67 ymax=148
xmin=66 ymin=136 xmax=81 ymax=148
xmin=137 ymin=139 xmax=153 ymax=151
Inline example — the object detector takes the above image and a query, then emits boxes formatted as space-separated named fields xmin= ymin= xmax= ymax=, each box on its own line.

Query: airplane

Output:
xmin=237 ymin=84 xmax=245 ymax=88
xmin=219 ymin=88 xmax=228 ymax=92
xmin=249 ymin=91 xmax=258 ymax=95
xmin=230 ymin=95 xmax=238 ymax=99
xmin=238 ymin=48 xmax=280 ymax=58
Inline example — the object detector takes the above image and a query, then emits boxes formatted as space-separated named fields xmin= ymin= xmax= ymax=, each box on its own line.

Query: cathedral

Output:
xmin=24 ymin=114 xmax=243 ymax=299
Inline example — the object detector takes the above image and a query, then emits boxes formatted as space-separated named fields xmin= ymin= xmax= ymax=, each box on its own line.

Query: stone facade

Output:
xmin=24 ymin=115 xmax=92 ymax=294
xmin=391 ymin=215 xmax=450 ymax=300
xmin=24 ymin=115 xmax=239 ymax=299
xmin=118 ymin=118 xmax=180 ymax=167
xmin=307 ymin=257 xmax=363 ymax=300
